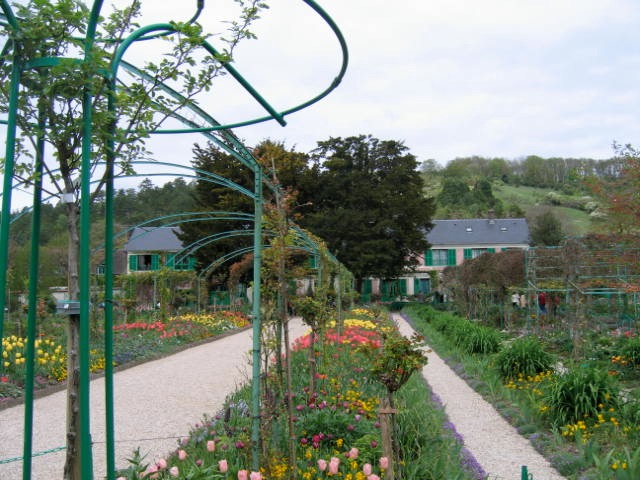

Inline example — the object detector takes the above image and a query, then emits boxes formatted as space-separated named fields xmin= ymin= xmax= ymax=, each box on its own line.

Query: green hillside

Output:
xmin=492 ymin=183 xmax=594 ymax=237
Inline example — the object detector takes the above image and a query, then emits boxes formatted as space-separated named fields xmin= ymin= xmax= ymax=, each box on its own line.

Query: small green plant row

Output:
xmin=402 ymin=303 xmax=640 ymax=479
xmin=411 ymin=303 xmax=503 ymax=355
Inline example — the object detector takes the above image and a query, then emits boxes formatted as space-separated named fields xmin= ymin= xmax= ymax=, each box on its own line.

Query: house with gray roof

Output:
xmin=362 ymin=216 xmax=530 ymax=300
xmin=124 ymin=226 xmax=196 ymax=273
xmin=420 ymin=217 xmax=530 ymax=270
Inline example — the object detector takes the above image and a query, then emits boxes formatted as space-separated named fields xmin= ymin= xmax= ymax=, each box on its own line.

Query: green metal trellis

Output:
xmin=0 ymin=1 xmax=348 ymax=478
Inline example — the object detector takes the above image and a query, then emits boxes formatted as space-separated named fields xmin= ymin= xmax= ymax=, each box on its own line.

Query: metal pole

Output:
xmin=103 ymin=77 xmax=116 ymax=480
xmin=250 ymin=167 xmax=263 ymax=470
xmin=22 ymin=101 xmax=45 ymax=480
xmin=0 ymin=49 xmax=21 ymax=378
xmin=78 ymin=3 xmax=105 ymax=477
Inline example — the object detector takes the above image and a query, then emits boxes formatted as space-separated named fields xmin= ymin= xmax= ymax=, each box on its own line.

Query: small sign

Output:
xmin=56 ymin=300 xmax=81 ymax=315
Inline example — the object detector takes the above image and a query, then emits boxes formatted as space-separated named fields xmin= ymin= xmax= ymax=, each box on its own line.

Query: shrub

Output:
xmin=494 ymin=336 xmax=554 ymax=380
xmin=619 ymin=337 xmax=640 ymax=368
xmin=460 ymin=325 xmax=502 ymax=355
xmin=543 ymin=365 xmax=619 ymax=428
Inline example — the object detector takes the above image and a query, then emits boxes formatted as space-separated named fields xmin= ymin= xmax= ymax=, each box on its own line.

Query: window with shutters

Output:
xmin=464 ymin=248 xmax=492 ymax=260
xmin=128 ymin=253 xmax=159 ymax=271
xmin=425 ymin=248 xmax=452 ymax=266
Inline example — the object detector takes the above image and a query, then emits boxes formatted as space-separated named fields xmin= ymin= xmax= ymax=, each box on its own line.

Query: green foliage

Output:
xmin=543 ymin=365 xmax=619 ymax=428
xmin=619 ymin=337 xmax=640 ymax=368
xmin=494 ymin=336 xmax=554 ymax=380
xmin=364 ymin=329 xmax=428 ymax=393
xmin=457 ymin=323 xmax=502 ymax=355
xmin=422 ymin=307 xmax=501 ymax=355
xmin=296 ymin=135 xmax=436 ymax=282
xmin=530 ymin=210 xmax=564 ymax=246
xmin=591 ymin=446 xmax=640 ymax=480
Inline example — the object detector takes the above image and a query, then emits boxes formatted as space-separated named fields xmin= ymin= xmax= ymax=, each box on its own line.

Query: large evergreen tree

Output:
xmin=296 ymin=135 xmax=436 ymax=285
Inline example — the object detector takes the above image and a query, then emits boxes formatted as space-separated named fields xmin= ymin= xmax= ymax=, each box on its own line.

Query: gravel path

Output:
xmin=392 ymin=313 xmax=565 ymax=480
xmin=1 ymin=315 xmax=565 ymax=480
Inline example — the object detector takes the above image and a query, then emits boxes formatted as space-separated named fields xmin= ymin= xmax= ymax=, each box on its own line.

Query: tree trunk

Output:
xmin=63 ymin=202 xmax=82 ymax=480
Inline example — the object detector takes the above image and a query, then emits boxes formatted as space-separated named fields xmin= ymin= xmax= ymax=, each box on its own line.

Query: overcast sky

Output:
xmin=183 ymin=0 xmax=640 ymax=165
xmin=3 ymin=0 xmax=640 ymax=207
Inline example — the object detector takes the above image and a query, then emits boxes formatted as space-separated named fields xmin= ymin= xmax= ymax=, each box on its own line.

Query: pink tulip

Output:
xmin=219 ymin=459 xmax=229 ymax=473
xmin=317 ymin=459 xmax=327 ymax=471
xmin=368 ymin=475 xmax=381 ymax=480
xmin=169 ymin=466 xmax=179 ymax=477
xmin=156 ymin=458 xmax=167 ymax=469
xmin=379 ymin=456 xmax=389 ymax=469
xmin=329 ymin=457 xmax=340 ymax=475
xmin=177 ymin=449 xmax=187 ymax=460
xmin=207 ymin=440 xmax=216 ymax=452
xmin=249 ymin=472 xmax=262 ymax=480
xmin=362 ymin=463 xmax=373 ymax=476
xmin=348 ymin=447 xmax=359 ymax=459
xmin=238 ymin=469 xmax=249 ymax=480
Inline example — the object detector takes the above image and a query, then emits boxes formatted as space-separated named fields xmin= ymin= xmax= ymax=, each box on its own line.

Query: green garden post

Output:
xmin=251 ymin=167 xmax=263 ymax=470
xmin=0 ymin=24 xmax=20 ymax=371
xmin=78 ymin=2 xmax=105 ymax=477
xmin=103 ymin=76 xmax=117 ymax=480
xmin=21 ymin=104 xmax=45 ymax=480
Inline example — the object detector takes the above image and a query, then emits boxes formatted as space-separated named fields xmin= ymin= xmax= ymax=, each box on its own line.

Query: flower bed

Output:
xmin=0 ymin=310 xmax=250 ymax=400
xmin=116 ymin=308 xmax=478 ymax=480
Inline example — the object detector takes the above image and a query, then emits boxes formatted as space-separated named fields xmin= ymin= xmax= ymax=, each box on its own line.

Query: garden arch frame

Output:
xmin=0 ymin=1 xmax=348 ymax=478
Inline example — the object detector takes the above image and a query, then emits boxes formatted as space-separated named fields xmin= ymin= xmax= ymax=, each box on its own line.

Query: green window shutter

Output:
xmin=166 ymin=253 xmax=175 ymax=268
xmin=464 ymin=248 xmax=472 ymax=260
xmin=151 ymin=254 xmax=160 ymax=270
xmin=414 ymin=277 xmax=420 ymax=293
xmin=425 ymin=250 xmax=433 ymax=266
xmin=487 ymin=247 xmax=496 ymax=253
xmin=362 ymin=279 xmax=372 ymax=294
xmin=447 ymin=249 xmax=457 ymax=266
xmin=399 ymin=279 xmax=407 ymax=295
xmin=188 ymin=257 xmax=196 ymax=270
xmin=129 ymin=254 xmax=138 ymax=272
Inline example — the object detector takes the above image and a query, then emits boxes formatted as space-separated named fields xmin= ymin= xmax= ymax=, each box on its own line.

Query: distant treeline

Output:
xmin=424 ymin=155 xmax=620 ymax=192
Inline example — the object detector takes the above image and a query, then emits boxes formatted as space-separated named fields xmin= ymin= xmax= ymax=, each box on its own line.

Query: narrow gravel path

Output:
xmin=392 ymin=313 xmax=565 ymax=480
xmin=0 ymin=318 xmax=309 ymax=480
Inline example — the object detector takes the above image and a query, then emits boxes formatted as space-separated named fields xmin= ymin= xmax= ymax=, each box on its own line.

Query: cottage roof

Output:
xmin=426 ymin=218 xmax=530 ymax=246
xmin=124 ymin=227 xmax=184 ymax=252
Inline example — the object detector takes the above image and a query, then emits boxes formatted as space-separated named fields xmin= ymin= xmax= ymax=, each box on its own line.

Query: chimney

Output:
xmin=488 ymin=209 xmax=496 ymax=224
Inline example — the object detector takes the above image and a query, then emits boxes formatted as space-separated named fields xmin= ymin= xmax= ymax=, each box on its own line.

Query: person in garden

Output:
xmin=552 ymin=293 xmax=561 ymax=316
xmin=511 ymin=291 xmax=520 ymax=308
xmin=519 ymin=292 xmax=527 ymax=308
xmin=537 ymin=291 xmax=547 ymax=315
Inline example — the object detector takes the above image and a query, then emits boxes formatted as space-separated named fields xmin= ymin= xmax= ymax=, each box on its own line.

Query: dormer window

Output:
xmin=500 ymin=227 xmax=507 ymax=231
xmin=465 ymin=227 xmax=473 ymax=232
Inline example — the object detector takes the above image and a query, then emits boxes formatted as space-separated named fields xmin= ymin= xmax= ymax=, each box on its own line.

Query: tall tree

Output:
xmin=179 ymin=140 xmax=309 ymax=284
xmin=0 ymin=1 xmax=264 ymax=477
xmin=296 ymin=135 xmax=436 ymax=286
